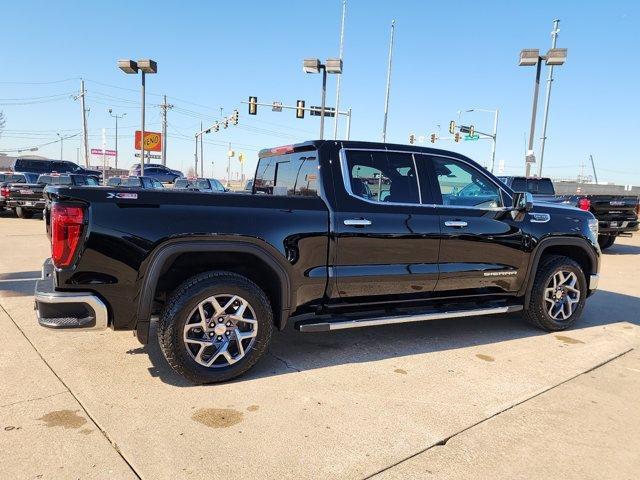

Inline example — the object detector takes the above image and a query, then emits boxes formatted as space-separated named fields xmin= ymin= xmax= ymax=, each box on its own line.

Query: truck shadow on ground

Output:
xmin=133 ymin=289 xmax=640 ymax=387
xmin=604 ymin=243 xmax=640 ymax=255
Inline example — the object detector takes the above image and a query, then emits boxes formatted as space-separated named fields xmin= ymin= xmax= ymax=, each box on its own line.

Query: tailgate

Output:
xmin=9 ymin=184 xmax=45 ymax=202
xmin=589 ymin=196 xmax=638 ymax=221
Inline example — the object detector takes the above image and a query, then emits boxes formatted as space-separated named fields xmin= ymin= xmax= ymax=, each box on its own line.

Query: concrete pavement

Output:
xmin=0 ymin=213 xmax=638 ymax=479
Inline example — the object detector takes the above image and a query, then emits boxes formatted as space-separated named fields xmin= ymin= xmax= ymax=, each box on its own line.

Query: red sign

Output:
xmin=135 ymin=131 xmax=162 ymax=152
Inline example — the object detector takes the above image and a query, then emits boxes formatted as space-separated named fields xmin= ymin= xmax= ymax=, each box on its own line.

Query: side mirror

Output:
xmin=512 ymin=191 xmax=533 ymax=212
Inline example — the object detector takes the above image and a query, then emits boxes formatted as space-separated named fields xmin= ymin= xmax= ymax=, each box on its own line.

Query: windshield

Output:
xmin=37 ymin=175 xmax=72 ymax=185
xmin=0 ymin=173 xmax=25 ymax=183
xmin=511 ymin=178 xmax=555 ymax=195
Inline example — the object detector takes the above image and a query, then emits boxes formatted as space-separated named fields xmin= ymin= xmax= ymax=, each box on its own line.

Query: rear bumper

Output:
xmin=34 ymin=259 xmax=109 ymax=331
xmin=8 ymin=200 xmax=45 ymax=210
xmin=598 ymin=220 xmax=639 ymax=235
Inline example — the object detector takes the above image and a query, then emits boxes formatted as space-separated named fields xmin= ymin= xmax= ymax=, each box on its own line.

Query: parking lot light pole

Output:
xmin=108 ymin=109 xmax=126 ymax=170
xmin=303 ymin=58 xmax=343 ymax=140
xmin=56 ymin=133 xmax=63 ymax=160
xmin=519 ymin=46 xmax=566 ymax=177
xmin=118 ymin=59 xmax=157 ymax=177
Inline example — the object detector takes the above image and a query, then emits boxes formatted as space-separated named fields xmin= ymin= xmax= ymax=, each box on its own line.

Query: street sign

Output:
xmin=272 ymin=102 xmax=283 ymax=112
xmin=134 ymin=152 xmax=161 ymax=159
xmin=134 ymin=131 xmax=162 ymax=151
xmin=463 ymin=134 xmax=480 ymax=141
xmin=309 ymin=106 xmax=336 ymax=118
xmin=91 ymin=148 xmax=116 ymax=156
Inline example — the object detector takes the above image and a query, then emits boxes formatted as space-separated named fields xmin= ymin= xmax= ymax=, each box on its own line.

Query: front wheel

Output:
xmin=158 ymin=271 xmax=273 ymax=384
xmin=523 ymin=255 xmax=587 ymax=331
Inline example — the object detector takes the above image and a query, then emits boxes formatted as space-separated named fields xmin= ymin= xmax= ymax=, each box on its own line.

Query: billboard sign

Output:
xmin=134 ymin=131 xmax=162 ymax=152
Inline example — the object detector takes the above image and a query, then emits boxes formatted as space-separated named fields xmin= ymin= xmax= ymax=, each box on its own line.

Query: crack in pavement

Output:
xmin=0 ymin=390 xmax=68 ymax=409
xmin=363 ymin=347 xmax=635 ymax=479
xmin=268 ymin=350 xmax=301 ymax=372
xmin=0 ymin=303 xmax=142 ymax=480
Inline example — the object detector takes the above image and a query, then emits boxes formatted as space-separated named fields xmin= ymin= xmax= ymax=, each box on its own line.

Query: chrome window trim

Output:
xmin=339 ymin=147 xmax=512 ymax=211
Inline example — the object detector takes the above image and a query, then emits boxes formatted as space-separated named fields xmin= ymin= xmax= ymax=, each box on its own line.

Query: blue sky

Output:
xmin=1 ymin=0 xmax=638 ymax=185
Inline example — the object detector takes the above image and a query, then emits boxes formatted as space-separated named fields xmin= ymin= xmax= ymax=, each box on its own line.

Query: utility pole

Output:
xmin=159 ymin=95 xmax=173 ymax=166
xmin=589 ymin=154 xmax=598 ymax=184
xmin=333 ymin=0 xmax=347 ymax=139
xmin=227 ymin=142 xmax=232 ymax=187
xmin=200 ymin=121 xmax=204 ymax=177
xmin=538 ymin=19 xmax=561 ymax=177
xmin=56 ymin=133 xmax=63 ymax=160
xmin=101 ymin=128 xmax=107 ymax=185
xmin=79 ymin=79 xmax=89 ymax=167
xmin=381 ymin=20 xmax=395 ymax=143
xmin=109 ymin=109 xmax=126 ymax=170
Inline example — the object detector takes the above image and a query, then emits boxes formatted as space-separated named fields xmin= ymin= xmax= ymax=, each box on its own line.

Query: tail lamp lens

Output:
xmin=0 ymin=186 xmax=9 ymax=198
xmin=51 ymin=204 xmax=85 ymax=268
xmin=577 ymin=198 xmax=591 ymax=211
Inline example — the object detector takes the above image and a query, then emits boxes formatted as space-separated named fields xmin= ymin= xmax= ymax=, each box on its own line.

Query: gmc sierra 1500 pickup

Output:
xmin=35 ymin=141 xmax=601 ymax=383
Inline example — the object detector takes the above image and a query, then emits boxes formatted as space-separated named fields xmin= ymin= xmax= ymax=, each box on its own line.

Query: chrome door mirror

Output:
xmin=512 ymin=191 xmax=533 ymax=212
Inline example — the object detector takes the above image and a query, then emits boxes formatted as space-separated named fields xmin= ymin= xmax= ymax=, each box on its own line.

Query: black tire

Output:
xmin=598 ymin=235 xmax=615 ymax=250
xmin=15 ymin=207 xmax=33 ymax=219
xmin=158 ymin=271 xmax=273 ymax=384
xmin=523 ymin=255 xmax=587 ymax=331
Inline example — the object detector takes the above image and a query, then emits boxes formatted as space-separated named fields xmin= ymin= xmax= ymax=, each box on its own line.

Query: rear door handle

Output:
xmin=444 ymin=221 xmax=468 ymax=228
xmin=344 ymin=218 xmax=372 ymax=227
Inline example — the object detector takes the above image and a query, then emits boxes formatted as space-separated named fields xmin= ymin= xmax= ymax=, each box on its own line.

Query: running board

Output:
xmin=296 ymin=304 xmax=523 ymax=333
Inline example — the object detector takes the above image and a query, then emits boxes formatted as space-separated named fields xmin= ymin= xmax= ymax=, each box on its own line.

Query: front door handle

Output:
xmin=344 ymin=218 xmax=372 ymax=227
xmin=444 ymin=220 xmax=468 ymax=228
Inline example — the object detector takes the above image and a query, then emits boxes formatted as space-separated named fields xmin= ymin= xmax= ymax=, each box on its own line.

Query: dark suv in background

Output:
xmin=129 ymin=163 xmax=183 ymax=183
xmin=12 ymin=158 xmax=101 ymax=178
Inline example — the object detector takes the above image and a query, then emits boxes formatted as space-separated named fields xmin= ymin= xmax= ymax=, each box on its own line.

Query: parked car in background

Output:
xmin=5 ymin=173 xmax=99 ymax=218
xmin=10 ymin=158 xmax=101 ymax=178
xmin=173 ymin=177 xmax=226 ymax=193
xmin=107 ymin=176 xmax=165 ymax=189
xmin=498 ymin=176 xmax=639 ymax=250
xmin=129 ymin=164 xmax=183 ymax=183
xmin=1 ymin=172 xmax=39 ymax=211
xmin=36 ymin=140 xmax=601 ymax=384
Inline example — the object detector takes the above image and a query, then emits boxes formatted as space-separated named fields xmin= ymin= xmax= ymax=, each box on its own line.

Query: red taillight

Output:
xmin=577 ymin=197 xmax=591 ymax=211
xmin=51 ymin=204 xmax=85 ymax=268
xmin=0 ymin=186 xmax=9 ymax=198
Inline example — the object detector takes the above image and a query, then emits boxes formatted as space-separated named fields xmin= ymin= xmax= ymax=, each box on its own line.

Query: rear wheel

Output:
xmin=598 ymin=235 xmax=615 ymax=250
xmin=523 ymin=255 xmax=587 ymax=331
xmin=15 ymin=207 xmax=33 ymax=219
xmin=158 ymin=271 xmax=273 ymax=384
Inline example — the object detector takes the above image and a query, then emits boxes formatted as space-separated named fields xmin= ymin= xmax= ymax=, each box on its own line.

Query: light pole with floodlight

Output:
xmin=56 ymin=133 xmax=63 ymax=160
xmin=108 ymin=109 xmax=126 ymax=170
xmin=117 ymin=59 xmax=157 ymax=176
xmin=303 ymin=58 xmax=343 ymax=140
xmin=518 ymin=47 xmax=566 ymax=177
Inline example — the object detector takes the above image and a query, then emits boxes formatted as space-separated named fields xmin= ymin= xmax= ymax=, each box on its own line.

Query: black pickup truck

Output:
xmin=6 ymin=173 xmax=99 ymax=218
xmin=498 ymin=176 xmax=639 ymax=250
xmin=36 ymin=141 xmax=601 ymax=384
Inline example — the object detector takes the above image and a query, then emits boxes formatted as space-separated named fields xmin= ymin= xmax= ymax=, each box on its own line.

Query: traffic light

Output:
xmin=449 ymin=120 xmax=456 ymax=134
xmin=222 ymin=118 xmax=228 ymax=129
xmin=231 ymin=109 xmax=239 ymax=125
xmin=248 ymin=96 xmax=257 ymax=115
xmin=454 ymin=132 xmax=460 ymax=142
xmin=213 ymin=122 xmax=219 ymax=132
xmin=238 ymin=153 xmax=245 ymax=164
xmin=409 ymin=133 xmax=416 ymax=144
xmin=430 ymin=134 xmax=436 ymax=143
xmin=296 ymin=100 xmax=305 ymax=119
xmin=469 ymin=125 xmax=474 ymax=137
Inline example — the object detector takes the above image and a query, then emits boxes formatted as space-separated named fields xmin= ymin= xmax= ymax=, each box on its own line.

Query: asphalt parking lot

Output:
xmin=0 ymin=213 xmax=638 ymax=479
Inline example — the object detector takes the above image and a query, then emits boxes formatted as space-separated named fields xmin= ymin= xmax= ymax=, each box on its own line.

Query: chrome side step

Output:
xmin=297 ymin=304 xmax=523 ymax=333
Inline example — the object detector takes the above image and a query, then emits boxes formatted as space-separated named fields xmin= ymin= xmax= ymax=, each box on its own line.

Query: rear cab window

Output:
xmin=254 ymin=148 xmax=319 ymax=197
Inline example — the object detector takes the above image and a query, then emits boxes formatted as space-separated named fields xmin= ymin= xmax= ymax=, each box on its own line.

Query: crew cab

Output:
xmin=173 ymin=177 xmax=227 ymax=193
xmin=498 ymin=176 xmax=639 ymax=250
xmin=36 ymin=141 xmax=601 ymax=384
xmin=6 ymin=173 xmax=98 ymax=218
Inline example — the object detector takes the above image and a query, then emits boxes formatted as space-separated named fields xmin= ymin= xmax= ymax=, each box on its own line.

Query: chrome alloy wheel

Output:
xmin=183 ymin=294 xmax=258 ymax=368
xmin=543 ymin=271 xmax=581 ymax=321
